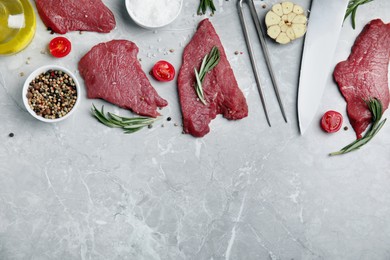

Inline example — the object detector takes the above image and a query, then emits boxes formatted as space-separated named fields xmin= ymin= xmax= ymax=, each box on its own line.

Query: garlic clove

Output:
xmin=276 ymin=32 xmax=291 ymax=44
xmin=267 ymin=25 xmax=281 ymax=39
xmin=281 ymin=1 xmax=294 ymax=14
xmin=265 ymin=11 xmax=281 ymax=26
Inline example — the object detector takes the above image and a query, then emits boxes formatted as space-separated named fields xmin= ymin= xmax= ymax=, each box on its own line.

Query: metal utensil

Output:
xmin=237 ymin=0 xmax=287 ymax=126
xmin=297 ymin=0 xmax=349 ymax=134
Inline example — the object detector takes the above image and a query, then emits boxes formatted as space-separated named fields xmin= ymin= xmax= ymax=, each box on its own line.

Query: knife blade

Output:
xmin=297 ymin=0 xmax=349 ymax=135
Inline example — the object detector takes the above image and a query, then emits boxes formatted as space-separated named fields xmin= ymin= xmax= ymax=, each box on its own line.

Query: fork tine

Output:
xmin=247 ymin=0 xmax=288 ymax=123
xmin=237 ymin=0 xmax=271 ymax=126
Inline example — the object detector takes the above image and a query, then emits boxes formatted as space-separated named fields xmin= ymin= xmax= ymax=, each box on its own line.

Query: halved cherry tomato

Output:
xmin=320 ymin=110 xmax=343 ymax=133
xmin=49 ymin=37 xmax=71 ymax=58
xmin=151 ymin=60 xmax=175 ymax=82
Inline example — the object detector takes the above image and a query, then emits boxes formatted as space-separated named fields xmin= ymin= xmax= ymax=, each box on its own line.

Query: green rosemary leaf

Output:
xmin=123 ymin=118 xmax=155 ymax=125
xmin=198 ymin=0 xmax=216 ymax=15
xmin=351 ymin=7 xmax=357 ymax=29
xmin=108 ymin=112 xmax=124 ymax=122
xmin=329 ymin=98 xmax=386 ymax=156
xmin=344 ymin=0 xmax=374 ymax=29
xmin=124 ymin=128 xmax=144 ymax=134
xmin=203 ymin=0 xmax=207 ymax=14
xmin=204 ymin=51 xmax=220 ymax=72
xmin=106 ymin=112 xmax=130 ymax=127
xmin=91 ymin=104 xmax=157 ymax=133
xmin=208 ymin=45 xmax=219 ymax=59
xmin=112 ymin=114 xmax=153 ymax=124
xmin=369 ymin=118 xmax=386 ymax=137
xmin=199 ymin=54 xmax=208 ymax=78
xmin=194 ymin=68 xmax=207 ymax=105
xmin=113 ymin=114 xmax=151 ymax=123
xmin=91 ymin=105 xmax=119 ymax=128
xmin=209 ymin=0 xmax=216 ymax=13
xmin=197 ymin=0 xmax=201 ymax=14
xmin=123 ymin=122 xmax=154 ymax=129
xmin=193 ymin=46 xmax=220 ymax=105
xmin=91 ymin=104 xmax=106 ymax=120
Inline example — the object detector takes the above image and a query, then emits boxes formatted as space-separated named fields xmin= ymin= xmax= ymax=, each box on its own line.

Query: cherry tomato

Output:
xmin=320 ymin=110 xmax=343 ymax=133
xmin=151 ymin=60 xmax=175 ymax=82
xmin=49 ymin=37 xmax=71 ymax=58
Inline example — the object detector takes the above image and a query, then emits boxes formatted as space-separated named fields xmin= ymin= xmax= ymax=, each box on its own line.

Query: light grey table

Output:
xmin=1 ymin=0 xmax=390 ymax=259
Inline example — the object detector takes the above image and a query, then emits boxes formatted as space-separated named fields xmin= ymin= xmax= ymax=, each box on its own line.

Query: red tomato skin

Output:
xmin=49 ymin=37 xmax=71 ymax=58
xmin=320 ymin=110 xmax=343 ymax=133
xmin=152 ymin=61 xmax=175 ymax=82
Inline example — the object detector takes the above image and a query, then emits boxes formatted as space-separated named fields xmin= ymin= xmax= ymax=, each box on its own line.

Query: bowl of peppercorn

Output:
xmin=22 ymin=65 xmax=80 ymax=123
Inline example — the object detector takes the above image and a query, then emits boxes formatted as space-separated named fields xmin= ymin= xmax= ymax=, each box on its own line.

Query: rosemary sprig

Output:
xmin=197 ymin=0 xmax=216 ymax=15
xmin=91 ymin=104 xmax=157 ymax=134
xmin=344 ymin=0 xmax=374 ymax=29
xmin=194 ymin=46 xmax=220 ymax=105
xmin=330 ymin=98 xmax=387 ymax=156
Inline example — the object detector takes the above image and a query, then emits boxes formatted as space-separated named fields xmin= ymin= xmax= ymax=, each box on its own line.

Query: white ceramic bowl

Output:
xmin=22 ymin=65 xmax=81 ymax=123
xmin=125 ymin=0 xmax=183 ymax=29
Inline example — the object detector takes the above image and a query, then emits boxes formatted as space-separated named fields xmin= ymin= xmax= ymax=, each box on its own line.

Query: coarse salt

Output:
xmin=128 ymin=0 xmax=182 ymax=28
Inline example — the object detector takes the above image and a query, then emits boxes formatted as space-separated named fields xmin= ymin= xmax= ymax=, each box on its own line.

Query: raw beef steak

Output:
xmin=35 ymin=0 xmax=116 ymax=34
xmin=78 ymin=40 xmax=168 ymax=117
xmin=334 ymin=19 xmax=390 ymax=139
xmin=177 ymin=19 xmax=248 ymax=137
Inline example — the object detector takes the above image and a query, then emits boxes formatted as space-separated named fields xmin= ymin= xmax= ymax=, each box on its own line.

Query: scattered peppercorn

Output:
xmin=344 ymin=126 xmax=349 ymax=131
xmin=47 ymin=27 xmax=54 ymax=34
xmin=167 ymin=117 xmax=172 ymax=121
xmin=26 ymin=70 xmax=77 ymax=120
xmin=8 ymin=133 xmax=14 ymax=137
xmin=234 ymin=51 xmax=239 ymax=55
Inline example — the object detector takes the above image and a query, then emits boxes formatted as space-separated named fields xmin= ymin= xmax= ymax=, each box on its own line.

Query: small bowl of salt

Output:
xmin=125 ymin=0 xmax=183 ymax=29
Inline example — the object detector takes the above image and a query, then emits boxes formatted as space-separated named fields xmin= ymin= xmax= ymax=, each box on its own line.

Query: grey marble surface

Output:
xmin=1 ymin=0 xmax=390 ymax=259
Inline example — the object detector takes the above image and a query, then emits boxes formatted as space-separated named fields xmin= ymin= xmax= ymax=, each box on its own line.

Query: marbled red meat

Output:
xmin=35 ymin=0 xmax=116 ymax=34
xmin=334 ymin=19 xmax=390 ymax=139
xmin=78 ymin=40 xmax=168 ymax=117
xmin=177 ymin=19 xmax=248 ymax=137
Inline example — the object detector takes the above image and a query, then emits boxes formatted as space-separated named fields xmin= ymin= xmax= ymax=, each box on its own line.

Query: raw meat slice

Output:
xmin=334 ymin=19 xmax=390 ymax=139
xmin=35 ymin=0 xmax=116 ymax=34
xmin=78 ymin=40 xmax=168 ymax=118
xmin=177 ymin=19 xmax=248 ymax=137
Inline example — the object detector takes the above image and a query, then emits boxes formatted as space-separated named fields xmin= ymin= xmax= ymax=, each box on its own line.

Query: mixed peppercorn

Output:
xmin=26 ymin=70 xmax=77 ymax=119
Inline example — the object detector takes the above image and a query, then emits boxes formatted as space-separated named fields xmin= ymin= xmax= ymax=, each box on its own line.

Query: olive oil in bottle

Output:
xmin=0 ymin=0 xmax=36 ymax=55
